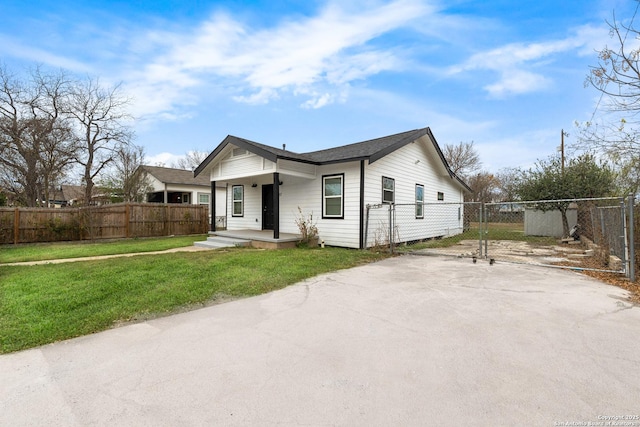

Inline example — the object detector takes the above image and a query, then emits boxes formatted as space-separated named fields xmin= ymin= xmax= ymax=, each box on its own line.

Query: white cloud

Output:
xmin=484 ymin=70 xmax=551 ymax=98
xmin=0 ymin=35 xmax=92 ymax=73
xmin=119 ymin=0 xmax=432 ymax=119
xmin=449 ymin=24 xmax=611 ymax=97
xmin=301 ymin=93 xmax=335 ymax=109
xmin=145 ymin=152 xmax=183 ymax=167
xmin=232 ymin=88 xmax=279 ymax=105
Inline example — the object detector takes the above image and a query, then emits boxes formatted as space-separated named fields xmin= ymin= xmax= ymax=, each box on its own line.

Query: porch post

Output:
xmin=273 ymin=172 xmax=280 ymax=239
xmin=211 ymin=180 xmax=216 ymax=232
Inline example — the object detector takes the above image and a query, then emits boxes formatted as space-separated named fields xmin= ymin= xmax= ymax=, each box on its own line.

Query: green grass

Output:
xmin=0 ymin=235 xmax=207 ymax=264
xmin=0 ymin=247 xmax=389 ymax=353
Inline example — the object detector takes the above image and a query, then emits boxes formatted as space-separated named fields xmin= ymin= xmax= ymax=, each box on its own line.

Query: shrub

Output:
xmin=295 ymin=207 xmax=318 ymax=246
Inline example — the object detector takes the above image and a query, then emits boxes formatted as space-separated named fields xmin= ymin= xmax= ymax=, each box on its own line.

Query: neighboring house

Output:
xmin=194 ymin=127 xmax=471 ymax=249
xmin=142 ymin=165 xmax=227 ymax=225
xmin=49 ymin=185 xmax=102 ymax=207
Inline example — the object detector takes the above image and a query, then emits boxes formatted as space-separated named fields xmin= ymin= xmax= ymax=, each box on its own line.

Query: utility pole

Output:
xmin=560 ymin=129 xmax=566 ymax=175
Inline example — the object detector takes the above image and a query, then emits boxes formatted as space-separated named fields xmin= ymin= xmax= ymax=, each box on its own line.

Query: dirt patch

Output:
xmin=415 ymin=239 xmax=640 ymax=304
xmin=415 ymin=239 xmax=586 ymax=264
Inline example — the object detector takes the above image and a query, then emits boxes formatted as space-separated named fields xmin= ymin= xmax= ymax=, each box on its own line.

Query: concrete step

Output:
xmin=194 ymin=235 xmax=251 ymax=249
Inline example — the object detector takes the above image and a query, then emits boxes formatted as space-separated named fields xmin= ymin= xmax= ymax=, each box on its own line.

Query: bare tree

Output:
xmin=443 ymin=141 xmax=482 ymax=180
xmin=66 ymin=78 xmax=133 ymax=205
xmin=171 ymin=149 xmax=209 ymax=171
xmin=32 ymin=69 xmax=75 ymax=207
xmin=0 ymin=66 xmax=73 ymax=206
xmin=466 ymin=172 xmax=499 ymax=203
xmin=0 ymin=66 xmax=42 ymax=206
xmin=610 ymin=153 xmax=640 ymax=196
xmin=100 ymin=143 xmax=151 ymax=202
xmin=495 ymin=167 xmax=521 ymax=202
xmin=579 ymin=6 xmax=640 ymax=159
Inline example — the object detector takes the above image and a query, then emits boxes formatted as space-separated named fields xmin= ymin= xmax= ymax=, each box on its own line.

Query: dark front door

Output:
xmin=262 ymin=184 xmax=274 ymax=230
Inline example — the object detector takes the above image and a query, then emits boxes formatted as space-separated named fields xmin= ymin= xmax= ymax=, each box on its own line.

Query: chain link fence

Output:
xmin=365 ymin=197 xmax=635 ymax=280
xmin=364 ymin=201 xmax=481 ymax=251
xmin=482 ymin=198 xmax=629 ymax=274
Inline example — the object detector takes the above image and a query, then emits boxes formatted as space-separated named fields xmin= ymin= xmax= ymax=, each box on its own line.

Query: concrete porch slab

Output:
xmin=210 ymin=229 xmax=301 ymax=249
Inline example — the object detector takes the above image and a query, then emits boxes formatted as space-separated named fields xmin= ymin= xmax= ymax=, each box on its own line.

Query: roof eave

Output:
xmin=195 ymin=136 xmax=332 ymax=176
xmin=368 ymin=128 xmax=431 ymax=164
xmin=194 ymin=135 xmax=280 ymax=178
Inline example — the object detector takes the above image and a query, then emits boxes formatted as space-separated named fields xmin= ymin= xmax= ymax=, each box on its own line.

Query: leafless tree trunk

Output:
xmin=0 ymin=66 xmax=74 ymax=207
xmin=106 ymin=143 xmax=151 ymax=202
xmin=32 ymin=69 xmax=76 ymax=207
xmin=466 ymin=172 xmax=499 ymax=203
xmin=443 ymin=141 xmax=481 ymax=180
xmin=66 ymin=78 xmax=133 ymax=205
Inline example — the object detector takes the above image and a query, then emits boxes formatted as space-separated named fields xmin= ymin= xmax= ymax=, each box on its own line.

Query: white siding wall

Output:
xmin=218 ymin=140 xmax=466 ymax=248
xmin=208 ymin=187 xmax=227 ymax=217
xmin=216 ymin=152 xmax=274 ymax=180
xmin=225 ymin=179 xmax=263 ymax=231
xmin=147 ymin=175 xmax=164 ymax=192
xmin=364 ymin=141 xmax=465 ymax=246
xmin=278 ymin=159 xmax=316 ymax=178
xmin=278 ymin=162 xmax=362 ymax=248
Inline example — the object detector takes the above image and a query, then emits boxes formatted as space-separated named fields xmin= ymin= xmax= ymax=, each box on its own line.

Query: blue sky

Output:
xmin=1 ymin=0 xmax=635 ymax=173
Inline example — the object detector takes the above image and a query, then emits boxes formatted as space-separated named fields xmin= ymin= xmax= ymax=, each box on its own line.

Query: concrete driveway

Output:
xmin=1 ymin=255 xmax=639 ymax=426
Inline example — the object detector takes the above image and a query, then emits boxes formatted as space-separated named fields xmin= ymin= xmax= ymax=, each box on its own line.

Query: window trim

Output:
xmin=382 ymin=176 xmax=395 ymax=204
xmin=415 ymin=184 xmax=424 ymax=219
xmin=232 ymin=185 xmax=244 ymax=217
xmin=322 ymin=174 xmax=344 ymax=219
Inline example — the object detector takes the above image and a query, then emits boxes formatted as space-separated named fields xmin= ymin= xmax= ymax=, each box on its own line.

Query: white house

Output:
xmin=142 ymin=165 xmax=227 ymax=226
xmin=194 ymin=127 xmax=470 ymax=249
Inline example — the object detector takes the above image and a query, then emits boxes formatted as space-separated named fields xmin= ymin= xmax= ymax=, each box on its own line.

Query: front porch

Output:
xmin=213 ymin=229 xmax=301 ymax=249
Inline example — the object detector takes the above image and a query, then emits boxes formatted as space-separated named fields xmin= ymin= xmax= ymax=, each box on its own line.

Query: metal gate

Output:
xmin=364 ymin=197 xmax=635 ymax=280
xmin=482 ymin=197 xmax=634 ymax=278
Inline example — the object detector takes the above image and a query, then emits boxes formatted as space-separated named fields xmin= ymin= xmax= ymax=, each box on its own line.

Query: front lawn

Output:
xmin=0 ymin=235 xmax=207 ymax=264
xmin=0 ymin=247 xmax=389 ymax=353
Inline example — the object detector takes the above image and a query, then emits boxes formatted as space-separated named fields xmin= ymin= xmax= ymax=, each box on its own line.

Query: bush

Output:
xmin=295 ymin=207 xmax=318 ymax=246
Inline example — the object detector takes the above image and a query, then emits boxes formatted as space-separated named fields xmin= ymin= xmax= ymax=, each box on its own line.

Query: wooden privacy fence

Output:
xmin=0 ymin=203 xmax=209 ymax=244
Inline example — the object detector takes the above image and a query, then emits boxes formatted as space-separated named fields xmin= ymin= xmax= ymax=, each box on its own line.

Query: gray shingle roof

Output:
xmin=143 ymin=165 xmax=211 ymax=186
xmin=193 ymin=127 xmax=470 ymax=191
xmin=304 ymin=128 xmax=431 ymax=164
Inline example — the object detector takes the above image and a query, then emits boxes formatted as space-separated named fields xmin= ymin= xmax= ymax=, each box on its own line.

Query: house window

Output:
xmin=199 ymin=194 xmax=209 ymax=205
xmin=323 ymin=174 xmax=344 ymax=218
xmin=415 ymin=184 xmax=424 ymax=219
xmin=382 ymin=177 xmax=395 ymax=204
xmin=232 ymin=185 xmax=244 ymax=216
xmin=437 ymin=191 xmax=444 ymax=201
xmin=182 ymin=193 xmax=190 ymax=204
